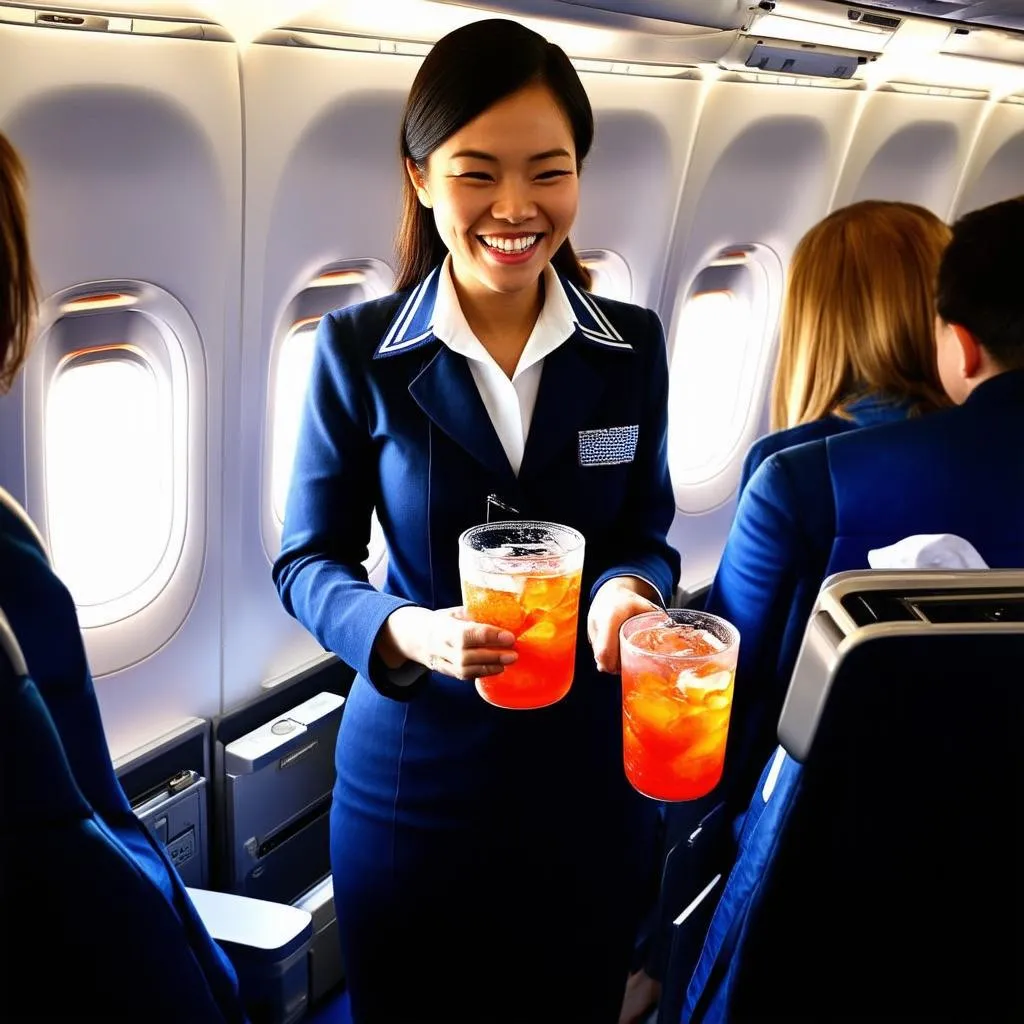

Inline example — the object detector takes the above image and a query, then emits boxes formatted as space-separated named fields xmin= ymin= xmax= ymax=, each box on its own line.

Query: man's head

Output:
xmin=935 ymin=195 xmax=1024 ymax=404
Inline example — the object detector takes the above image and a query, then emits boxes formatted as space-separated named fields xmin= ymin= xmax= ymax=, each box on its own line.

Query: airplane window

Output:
xmin=46 ymin=347 xmax=175 ymax=616
xmin=266 ymin=260 xmax=393 ymax=579
xmin=26 ymin=282 xmax=203 ymax=669
xmin=669 ymin=290 xmax=752 ymax=478
xmin=668 ymin=245 xmax=781 ymax=511
xmin=579 ymin=249 xmax=632 ymax=302
xmin=271 ymin=321 xmax=318 ymax=526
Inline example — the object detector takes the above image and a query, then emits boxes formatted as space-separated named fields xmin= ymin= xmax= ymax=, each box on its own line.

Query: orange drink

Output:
xmin=459 ymin=521 xmax=585 ymax=709
xmin=619 ymin=609 xmax=739 ymax=801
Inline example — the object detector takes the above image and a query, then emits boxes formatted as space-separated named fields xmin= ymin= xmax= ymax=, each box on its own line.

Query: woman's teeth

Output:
xmin=480 ymin=234 xmax=539 ymax=252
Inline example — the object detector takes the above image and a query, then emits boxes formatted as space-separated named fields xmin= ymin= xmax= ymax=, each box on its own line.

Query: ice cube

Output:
xmin=674 ymin=668 xmax=703 ymax=694
xmin=483 ymin=545 xmax=519 ymax=558
xmin=463 ymin=568 xmax=524 ymax=594
xmin=697 ymin=670 xmax=733 ymax=692
xmin=696 ymin=629 xmax=727 ymax=653
xmin=675 ymin=668 xmax=732 ymax=695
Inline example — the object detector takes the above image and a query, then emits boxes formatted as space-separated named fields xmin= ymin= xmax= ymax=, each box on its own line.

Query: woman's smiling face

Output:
xmin=407 ymin=81 xmax=580 ymax=300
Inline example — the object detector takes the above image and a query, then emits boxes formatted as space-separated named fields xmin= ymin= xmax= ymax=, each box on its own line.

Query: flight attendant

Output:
xmin=274 ymin=18 xmax=680 ymax=1023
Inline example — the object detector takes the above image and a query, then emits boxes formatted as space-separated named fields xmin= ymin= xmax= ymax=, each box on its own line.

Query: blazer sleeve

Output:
xmin=272 ymin=312 xmax=422 ymax=700
xmin=589 ymin=309 xmax=681 ymax=606
xmin=704 ymin=444 xmax=834 ymax=808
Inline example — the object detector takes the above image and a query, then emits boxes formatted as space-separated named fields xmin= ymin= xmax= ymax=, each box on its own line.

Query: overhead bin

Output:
xmin=848 ymin=0 xmax=1024 ymax=33
xmin=432 ymin=0 xmax=752 ymax=31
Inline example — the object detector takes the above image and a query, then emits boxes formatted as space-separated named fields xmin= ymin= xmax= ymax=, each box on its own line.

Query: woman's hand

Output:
xmin=376 ymin=605 xmax=518 ymax=679
xmin=588 ymin=577 xmax=664 ymax=675
xmin=618 ymin=968 xmax=662 ymax=1024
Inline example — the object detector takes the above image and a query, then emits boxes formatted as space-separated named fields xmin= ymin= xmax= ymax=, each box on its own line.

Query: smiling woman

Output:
xmin=406 ymin=86 xmax=580 ymax=296
xmin=395 ymin=20 xmax=593 ymax=296
xmin=272 ymin=17 xmax=680 ymax=1024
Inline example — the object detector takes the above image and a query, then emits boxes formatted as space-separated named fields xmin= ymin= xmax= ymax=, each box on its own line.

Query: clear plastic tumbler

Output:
xmin=458 ymin=520 xmax=585 ymax=709
xmin=619 ymin=608 xmax=739 ymax=801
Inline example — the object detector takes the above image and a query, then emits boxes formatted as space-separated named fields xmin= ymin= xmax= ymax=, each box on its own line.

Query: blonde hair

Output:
xmin=771 ymin=200 xmax=951 ymax=431
xmin=0 ymin=132 xmax=37 ymax=394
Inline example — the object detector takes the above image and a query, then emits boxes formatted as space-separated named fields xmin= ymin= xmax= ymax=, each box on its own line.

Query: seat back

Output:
xmin=0 ymin=491 xmax=247 ymax=1023
xmin=684 ymin=572 xmax=1024 ymax=1022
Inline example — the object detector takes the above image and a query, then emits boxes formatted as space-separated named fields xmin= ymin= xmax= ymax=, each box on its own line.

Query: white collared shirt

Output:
xmin=431 ymin=254 xmax=576 ymax=475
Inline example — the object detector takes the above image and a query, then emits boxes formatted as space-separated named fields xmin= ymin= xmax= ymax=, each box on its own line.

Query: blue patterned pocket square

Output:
xmin=578 ymin=425 xmax=639 ymax=467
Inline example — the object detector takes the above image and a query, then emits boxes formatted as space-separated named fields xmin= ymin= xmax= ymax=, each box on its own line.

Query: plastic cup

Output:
xmin=458 ymin=520 xmax=585 ymax=709
xmin=619 ymin=608 xmax=739 ymax=801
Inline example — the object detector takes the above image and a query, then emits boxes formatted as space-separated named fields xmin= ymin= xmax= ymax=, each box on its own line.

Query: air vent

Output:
xmin=854 ymin=11 xmax=902 ymax=30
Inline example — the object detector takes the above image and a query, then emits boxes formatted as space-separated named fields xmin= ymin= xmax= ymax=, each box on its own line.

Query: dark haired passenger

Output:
xmin=273 ymin=18 xmax=679 ymax=1023
xmin=706 ymin=194 xmax=1024 ymax=822
xmin=738 ymin=200 xmax=950 ymax=494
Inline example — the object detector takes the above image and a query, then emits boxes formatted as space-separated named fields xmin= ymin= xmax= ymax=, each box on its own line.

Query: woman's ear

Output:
xmin=405 ymin=158 xmax=432 ymax=209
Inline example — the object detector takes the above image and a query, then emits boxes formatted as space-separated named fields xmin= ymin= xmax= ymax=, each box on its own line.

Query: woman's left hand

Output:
xmin=588 ymin=576 xmax=664 ymax=675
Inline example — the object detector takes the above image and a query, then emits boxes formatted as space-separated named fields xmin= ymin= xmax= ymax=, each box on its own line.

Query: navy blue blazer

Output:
xmin=707 ymin=369 xmax=1024 ymax=806
xmin=737 ymin=393 xmax=914 ymax=495
xmin=273 ymin=266 xmax=681 ymax=700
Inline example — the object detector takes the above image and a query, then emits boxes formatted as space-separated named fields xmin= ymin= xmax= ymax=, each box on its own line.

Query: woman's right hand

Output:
xmin=376 ymin=605 xmax=518 ymax=679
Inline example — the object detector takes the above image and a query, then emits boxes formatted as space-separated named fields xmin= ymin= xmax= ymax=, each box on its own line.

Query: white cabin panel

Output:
xmin=0 ymin=20 xmax=242 ymax=760
xmin=953 ymin=100 xmax=1024 ymax=215
xmin=833 ymin=91 xmax=986 ymax=216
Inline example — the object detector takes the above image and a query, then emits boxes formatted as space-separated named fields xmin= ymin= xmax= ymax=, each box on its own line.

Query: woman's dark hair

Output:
xmin=0 ymin=132 xmax=37 ymax=394
xmin=395 ymin=18 xmax=593 ymax=292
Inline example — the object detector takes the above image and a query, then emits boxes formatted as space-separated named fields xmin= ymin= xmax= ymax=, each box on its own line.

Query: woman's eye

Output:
xmin=456 ymin=171 xmax=493 ymax=181
xmin=536 ymin=170 xmax=572 ymax=181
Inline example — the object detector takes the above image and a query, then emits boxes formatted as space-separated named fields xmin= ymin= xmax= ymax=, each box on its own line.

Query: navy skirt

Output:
xmin=330 ymin=648 xmax=659 ymax=1024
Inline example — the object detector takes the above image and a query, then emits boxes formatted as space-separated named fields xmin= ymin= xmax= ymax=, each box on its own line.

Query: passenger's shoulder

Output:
xmin=0 ymin=507 xmax=68 ymax=610
xmin=751 ymin=437 xmax=833 ymax=510
xmin=828 ymin=402 xmax=959 ymax=458
xmin=775 ymin=416 xmax=851 ymax=451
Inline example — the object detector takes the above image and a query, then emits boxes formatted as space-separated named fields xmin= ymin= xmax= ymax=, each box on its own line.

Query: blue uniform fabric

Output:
xmin=0 ymin=497 xmax=246 ymax=1022
xmin=737 ymin=393 xmax=915 ymax=495
xmin=273 ymin=268 xmax=680 ymax=1023
xmin=706 ymin=369 xmax=1024 ymax=815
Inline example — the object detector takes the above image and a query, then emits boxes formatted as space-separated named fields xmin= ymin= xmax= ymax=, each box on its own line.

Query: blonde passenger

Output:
xmin=739 ymin=200 xmax=951 ymax=491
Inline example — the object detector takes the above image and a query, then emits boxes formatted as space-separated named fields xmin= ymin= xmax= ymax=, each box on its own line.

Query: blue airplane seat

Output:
xmin=0 ymin=601 xmax=251 ymax=1022
xmin=682 ymin=571 xmax=1024 ymax=1023
xmin=0 ymin=485 xmax=264 ymax=1021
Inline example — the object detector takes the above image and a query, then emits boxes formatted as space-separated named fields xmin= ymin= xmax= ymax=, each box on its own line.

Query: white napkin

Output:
xmin=867 ymin=533 xmax=989 ymax=570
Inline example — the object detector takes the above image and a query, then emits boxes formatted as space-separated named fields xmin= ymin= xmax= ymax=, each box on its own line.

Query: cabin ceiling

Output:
xmin=7 ymin=0 xmax=1024 ymax=34
xmin=3 ymin=0 xmax=1023 ymax=93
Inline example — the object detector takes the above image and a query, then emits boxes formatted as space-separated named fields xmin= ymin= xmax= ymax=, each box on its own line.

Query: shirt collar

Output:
xmin=839 ymin=392 xmax=914 ymax=428
xmin=432 ymin=255 xmax=574 ymax=380
xmin=374 ymin=256 xmax=631 ymax=359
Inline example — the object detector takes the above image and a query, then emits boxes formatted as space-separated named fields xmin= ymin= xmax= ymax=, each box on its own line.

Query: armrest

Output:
xmin=188 ymin=888 xmax=314 ymax=1024
xmin=186 ymin=887 xmax=313 ymax=958
xmin=653 ymin=804 xmax=732 ymax=1024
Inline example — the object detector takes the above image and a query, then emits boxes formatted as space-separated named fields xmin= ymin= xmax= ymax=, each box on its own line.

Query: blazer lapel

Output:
xmin=519 ymin=334 xmax=608 ymax=479
xmin=408 ymin=345 xmax=517 ymax=484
